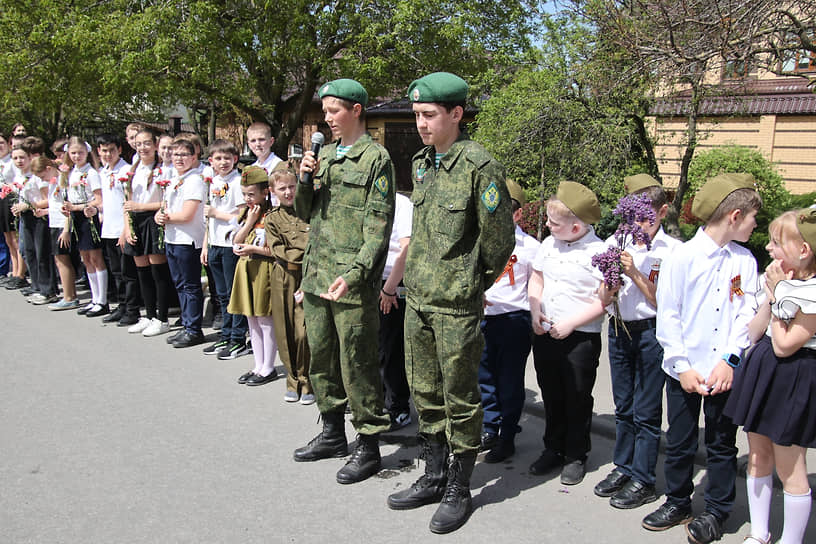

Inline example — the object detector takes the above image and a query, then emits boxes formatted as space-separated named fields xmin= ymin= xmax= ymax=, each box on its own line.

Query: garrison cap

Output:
xmin=691 ymin=172 xmax=757 ymax=222
xmin=797 ymin=208 xmax=816 ymax=250
xmin=556 ymin=181 xmax=601 ymax=224
xmin=408 ymin=72 xmax=468 ymax=104
xmin=624 ymin=173 xmax=660 ymax=195
xmin=506 ymin=179 xmax=526 ymax=205
xmin=318 ymin=79 xmax=368 ymax=106
xmin=241 ymin=165 xmax=269 ymax=186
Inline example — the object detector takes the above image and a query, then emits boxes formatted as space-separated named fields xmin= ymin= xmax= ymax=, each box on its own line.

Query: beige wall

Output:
xmin=651 ymin=114 xmax=816 ymax=194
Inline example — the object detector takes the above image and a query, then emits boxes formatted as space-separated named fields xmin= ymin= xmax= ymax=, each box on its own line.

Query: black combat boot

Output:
xmin=293 ymin=411 xmax=348 ymax=462
xmin=429 ymin=451 xmax=477 ymax=534
xmin=336 ymin=434 xmax=382 ymax=484
xmin=387 ymin=434 xmax=448 ymax=509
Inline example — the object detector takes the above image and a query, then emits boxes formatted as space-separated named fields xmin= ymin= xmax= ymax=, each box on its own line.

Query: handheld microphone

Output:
xmin=301 ymin=132 xmax=325 ymax=185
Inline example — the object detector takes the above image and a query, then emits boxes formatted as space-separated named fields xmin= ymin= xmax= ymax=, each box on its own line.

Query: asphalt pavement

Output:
xmin=1 ymin=289 xmax=813 ymax=543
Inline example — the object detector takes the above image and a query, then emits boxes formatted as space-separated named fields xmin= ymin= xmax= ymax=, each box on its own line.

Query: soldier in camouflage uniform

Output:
xmin=386 ymin=72 xmax=515 ymax=534
xmin=293 ymin=79 xmax=395 ymax=485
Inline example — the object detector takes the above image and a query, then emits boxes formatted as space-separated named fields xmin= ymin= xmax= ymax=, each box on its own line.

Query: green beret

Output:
xmin=408 ymin=72 xmax=468 ymax=104
xmin=318 ymin=79 xmax=368 ymax=106
xmin=797 ymin=208 xmax=816 ymax=250
xmin=691 ymin=172 xmax=757 ymax=222
xmin=624 ymin=173 xmax=660 ymax=195
xmin=556 ymin=181 xmax=601 ymax=224
xmin=241 ymin=165 xmax=269 ymax=186
xmin=506 ymin=179 xmax=526 ymax=205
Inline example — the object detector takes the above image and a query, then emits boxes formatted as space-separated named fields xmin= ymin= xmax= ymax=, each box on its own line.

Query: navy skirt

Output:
xmin=724 ymin=335 xmax=816 ymax=448
xmin=0 ymin=197 xmax=16 ymax=233
xmin=70 ymin=211 xmax=103 ymax=251
xmin=123 ymin=210 xmax=163 ymax=256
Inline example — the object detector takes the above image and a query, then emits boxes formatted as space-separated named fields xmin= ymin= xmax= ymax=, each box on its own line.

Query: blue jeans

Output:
xmin=0 ymin=234 xmax=9 ymax=275
xmin=207 ymin=245 xmax=247 ymax=343
xmin=165 ymin=242 xmax=203 ymax=335
xmin=608 ymin=320 xmax=664 ymax=486
xmin=664 ymin=377 xmax=737 ymax=520
xmin=479 ymin=310 xmax=532 ymax=440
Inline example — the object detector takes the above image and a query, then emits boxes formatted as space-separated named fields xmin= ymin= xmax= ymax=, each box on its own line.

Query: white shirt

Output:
xmin=66 ymin=164 xmax=101 ymax=205
xmin=382 ymin=193 xmax=413 ymax=279
xmin=47 ymin=177 xmax=67 ymax=229
xmin=164 ymin=171 xmax=207 ymax=248
xmin=604 ymin=227 xmax=682 ymax=321
xmin=99 ymin=158 xmax=130 ymax=239
xmin=0 ymin=155 xmax=10 ymax=182
xmin=769 ymin=276 xmax=816 ymax=350
xmin=656 ymin=227 xmax=759 ymax=381
xmin=17 ymin=172 xmax=46 ymax=206
xmin=485 ymin=225 xmax=540 ymax=316
xmin=130 ymin=162 xmax=163 ymax=205
xmin=207 ymin=169 xmax=243 ymax=247
xmin=532 ymin=226 xmax=606 ymax=333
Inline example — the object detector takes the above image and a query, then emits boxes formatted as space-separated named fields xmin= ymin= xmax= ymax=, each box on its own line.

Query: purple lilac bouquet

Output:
xmin=592 ymin=192 xmax=656 ymax=291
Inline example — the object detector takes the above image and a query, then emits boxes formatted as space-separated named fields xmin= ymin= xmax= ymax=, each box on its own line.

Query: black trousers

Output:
xmin=379 ymin=295 xmax=410 ymax=413
xmin=532 ymin=331 xmax=601 ymax=461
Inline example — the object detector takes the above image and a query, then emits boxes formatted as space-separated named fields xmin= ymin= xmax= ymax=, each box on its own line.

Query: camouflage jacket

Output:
xmin=295 ymin=133 xmax=395 ymax=304
xmin=404 ymin=135 xmax=514 ymax=315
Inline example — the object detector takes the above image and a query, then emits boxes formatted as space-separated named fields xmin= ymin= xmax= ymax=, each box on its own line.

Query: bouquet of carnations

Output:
xmin=119 ymin=172 xmax=136 ymax=241
xmin=156 ymin=178 xmax=171 ymax=249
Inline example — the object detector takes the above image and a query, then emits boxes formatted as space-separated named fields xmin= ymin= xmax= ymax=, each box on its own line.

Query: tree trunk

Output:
xmin=208 ymin=102 xmax=217 ymax=146
xmin=665 ymin=84 xmax=701 ymax=239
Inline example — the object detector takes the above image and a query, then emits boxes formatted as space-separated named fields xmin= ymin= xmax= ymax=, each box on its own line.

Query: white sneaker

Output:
xmin=128 ymin=317 xmax=151 ymax=334
xmin=142 ymin=318 xmax=170 ymax=337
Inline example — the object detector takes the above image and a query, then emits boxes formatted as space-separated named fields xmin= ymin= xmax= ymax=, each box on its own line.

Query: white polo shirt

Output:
xmin=99 ymin=158 xmax=130 ymax=239
xmin=207 ymin=169 xmax=243 ymax=248
xmin=164 ymin=170 xmax=207 ymax=248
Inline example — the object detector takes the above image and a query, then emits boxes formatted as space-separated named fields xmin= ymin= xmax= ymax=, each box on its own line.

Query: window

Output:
xmin=723 ymin=60 xmax=751 ymax=80
xmin=782 ymin=51 xmax=816 ymax=73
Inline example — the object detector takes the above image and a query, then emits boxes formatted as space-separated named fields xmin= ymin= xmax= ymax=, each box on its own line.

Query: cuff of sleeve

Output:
xmin=343 ymin=268 xmax=361 ymax=290
xmin=670 ymin=359 xmax=691 ymax=375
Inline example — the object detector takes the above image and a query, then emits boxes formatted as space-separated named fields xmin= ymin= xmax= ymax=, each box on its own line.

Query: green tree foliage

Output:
xmin=682 ymin=145 xmax=792 ymax=266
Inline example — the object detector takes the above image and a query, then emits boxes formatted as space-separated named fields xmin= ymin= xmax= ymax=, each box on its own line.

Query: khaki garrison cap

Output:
xmin=506 ymin=179 xmax=526 ymax=205
xmin=556 ymin=181 xmax=601 ymax=224
xmin=624 ymin=173 xmax=660 ymax=195
xmin=797 ymin=208 xmax=816 ymax=250
xmin=408 ymin=72 xmax=468 ymax=103
xmin=318 ymin=79 xmax=369 ymax=106
xmin=241 ymin=165 xmax=269 ymax=186
xmin=691 ymin=172 xmax=757 ymax=222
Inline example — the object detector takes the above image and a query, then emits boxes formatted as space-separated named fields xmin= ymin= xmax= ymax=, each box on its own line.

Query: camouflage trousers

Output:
xmin=303 ymin=290 xmax=390 ymax=435
xmin=270 ymin=265 xmax=311 ymax=396
xmin=405 ymin=304 xmax=483 ymax=454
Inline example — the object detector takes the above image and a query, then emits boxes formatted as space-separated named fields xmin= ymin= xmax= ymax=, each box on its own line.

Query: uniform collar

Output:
xmin=332 ymin=133 xmax=372 ymax=160
xmin=694 ymin=227 xmax=735 ymax=257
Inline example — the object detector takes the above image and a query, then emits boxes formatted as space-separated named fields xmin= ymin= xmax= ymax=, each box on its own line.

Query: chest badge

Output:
xmin=495 ymin=254 xmax=518 ymax=285
xmin=648 ymin=259 xmax=661 ymax=283
xmin=415 ymin=166 xmax=426 ymax=183
xmin=481 ymin=182 xmax=500 ymax=213
xmin=730 ymin=275 xmax=744 ymax=301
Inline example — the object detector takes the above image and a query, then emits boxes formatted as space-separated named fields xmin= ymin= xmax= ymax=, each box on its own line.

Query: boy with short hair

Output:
xmin=527 ymin=181 xmax=607 ymax=486
xmin=266 ymin=168 xmax=314 ymax=404
xmin=642 ymin=173 xmax=761 ymax=544
xmin=97 ymin=133 xmax=141 ymax=326
xmin=247 ymin=122 xmax=282 ymax=175
xmin=201 ymin=139 xmax=247 ymax=359
xmin=593 ymin=174 xmax=680 ymax=509
xmin=478 ymin=179 xmax=540 ymax=463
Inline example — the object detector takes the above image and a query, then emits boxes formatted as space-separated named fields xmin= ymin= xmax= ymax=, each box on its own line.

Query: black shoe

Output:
xmin=642 ymin=502 xmax=693 ymax=531
xmin=560 ymin=459 xmax=586 ymax=485
xmin=102 ymin=307 xmax=124 ymax=323
xmin=166 ymin=330 xmax=186 ymax=344
xmin=686 ymin=512 xmax=723 ymax=544
xmin=388 ymin=435 xmax=448 ymax=510
xmin=293 ymin=412 xmax=348 ymax=462
xmin=429 ymin=452 xmax=476 ymax=534
xmin=237 ymin=371 xmax=255 ymax=384
xmin=529 ymin=449 xmax=562 ymax=475
xmin=480 ymin=431 xmax=498 ymax=452
xmin=172 ymin=331 xmax=205 ymax=348
xmin=217 ymin=341 xmax=248 ymax=360
xmin=610 ymin=480 xmax=657 ymax=509
xmin=76 ymin=302 xmax=95 ymax=315
xmin=594 ymin=468 xmax=630 ymax=497
xmin=5 ymin=277 xmax=27 ymax=290
xmin=484 ymin=438 xmax=515 ymax=463
xmin=336 ymin=434 xmax=381 ymax=484
xmin=203 ymin=339 xmax=229 ymax=355
xmin=20 ymin=286 xmax=35 ymax=296
xmin=245 ymin=369 xmax=279 ymax=386
xmin=86 ymin=303 xmax=110 ymax=317
xmin=118 ymin=315 xmax=140 ymax=326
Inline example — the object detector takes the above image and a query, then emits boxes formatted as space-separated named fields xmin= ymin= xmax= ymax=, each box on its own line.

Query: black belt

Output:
xmin=618 ymin=317 xmax=656 ymax=332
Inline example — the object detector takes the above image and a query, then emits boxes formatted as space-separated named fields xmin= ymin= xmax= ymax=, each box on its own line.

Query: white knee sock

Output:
xmin=780 ymin=490 xmax=811 ymax=544
xmin=87 ymin=271 xmax=99 ymax=304
xmin=257 ymin=316 xmax=277 ymax=377
xmin=746 ymin=474 xmax=773 ymax=542
xmin=247 ymin=317 xmax=264 ymax=375
xmin=96 ymin=269 xmax=108 ymax=305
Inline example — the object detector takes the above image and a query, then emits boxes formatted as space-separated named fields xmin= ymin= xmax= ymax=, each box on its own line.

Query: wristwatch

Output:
xmin=722 ymin=353 xmax=741 ymax=368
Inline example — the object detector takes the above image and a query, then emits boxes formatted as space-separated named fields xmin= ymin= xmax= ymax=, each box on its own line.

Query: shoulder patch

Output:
xmin=481 ymin=182 xmax=501 ymax=213
xmin=374 ymin=174 xmax=389 ymax=198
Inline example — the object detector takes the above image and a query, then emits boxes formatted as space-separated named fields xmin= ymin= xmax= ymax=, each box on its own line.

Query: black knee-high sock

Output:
xmin=151 ymin=262 xmax=173 ymax=322
xmin=136 ymin=265 xmax=156 ymax=319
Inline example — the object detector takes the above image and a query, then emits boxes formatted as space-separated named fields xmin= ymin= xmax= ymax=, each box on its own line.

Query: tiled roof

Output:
xmin=651 ymin=77 xmax=816 ymax=116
